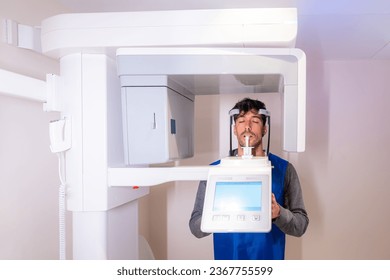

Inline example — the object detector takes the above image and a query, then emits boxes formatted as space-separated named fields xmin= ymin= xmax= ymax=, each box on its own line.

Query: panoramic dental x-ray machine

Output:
xmin=0 ymin=8 xmax=305 ymax=259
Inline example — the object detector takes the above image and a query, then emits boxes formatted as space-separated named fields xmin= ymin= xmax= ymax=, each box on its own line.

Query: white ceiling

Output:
xmin=57 ymin=0 xmax=390 ymax=60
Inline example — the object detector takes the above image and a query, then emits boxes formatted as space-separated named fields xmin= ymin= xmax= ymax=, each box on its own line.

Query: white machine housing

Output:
xmin=121 ymin=77 xmax=194 ymax=165
xmin=201 ymin=156 xmax=272 ymax=233
xmin=40 ymin=8 xmax=298 ymax=57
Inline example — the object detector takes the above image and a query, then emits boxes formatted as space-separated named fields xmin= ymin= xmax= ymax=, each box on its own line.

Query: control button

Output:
xmin=252 ymin=215 xmax=261 ymax=221
xmin=237 ymin=215 xmax=245 ymax=221
xmin=222 ymin=215 xmax=230 ymax=221
xmin=212 ymin=215 xmax=221 ymax=221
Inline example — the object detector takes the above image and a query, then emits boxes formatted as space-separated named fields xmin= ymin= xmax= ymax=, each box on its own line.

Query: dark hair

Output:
xmin=231 ymin=98 xmax=267 ymax=125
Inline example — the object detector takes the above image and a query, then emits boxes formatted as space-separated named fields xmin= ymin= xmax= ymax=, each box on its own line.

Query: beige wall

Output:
xmin=0 ymin=0 xmax=67 ymax=259
xmin=298 ymin=59 xmax=390 ymax=259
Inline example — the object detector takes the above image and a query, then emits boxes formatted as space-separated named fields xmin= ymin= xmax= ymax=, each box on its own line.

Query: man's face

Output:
xmin=233 ymin=109 xmax=266 ymax=150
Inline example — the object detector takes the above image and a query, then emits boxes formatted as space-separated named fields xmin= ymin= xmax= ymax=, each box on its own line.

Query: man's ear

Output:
xmin=233 ymin=124 xmax=238 ymax=136
xmin=262 ymin=126 xmax=267 ymax=136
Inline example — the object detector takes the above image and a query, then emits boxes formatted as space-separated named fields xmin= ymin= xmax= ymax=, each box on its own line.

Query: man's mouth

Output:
xmin=240 ymin=132 xmax=255 ymax=138
xmin=240 ymin=133 xmax=256 ymax=147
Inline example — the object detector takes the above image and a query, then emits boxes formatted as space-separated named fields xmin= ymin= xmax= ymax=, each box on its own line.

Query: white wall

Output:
xmin=0 ymin=0 xmax=68 ymax=259
xmin=298 ymin=58 xmax=390 ymax=259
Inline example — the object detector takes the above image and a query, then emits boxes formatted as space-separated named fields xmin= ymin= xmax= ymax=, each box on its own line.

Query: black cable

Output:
xmin=266 ymin=115 xmax=271 ymax=156
xmin=229 ymin=115 xmax=233 ymax=156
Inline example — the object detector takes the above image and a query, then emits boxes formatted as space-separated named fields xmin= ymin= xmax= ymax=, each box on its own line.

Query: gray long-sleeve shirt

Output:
xmin=189 ymin=162 xmax=309 ymax=238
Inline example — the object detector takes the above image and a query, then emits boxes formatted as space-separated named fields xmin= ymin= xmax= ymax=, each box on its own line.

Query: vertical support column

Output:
xmin=72 ymin=200 xmax=139 ymax=260
xmin=282 ymin=49 xmax=306 ymax=152
xmin=72 ymin=211 xmax=108 ymax=259
xmin=60 ymin=54 xmax=83 ymax=211
xmin=283 ymin=84 xmax=306 ymax=152
xmin=282 ymin=51 xmax=306 ymax=153
xmin=283 ymin=84 xmax=299 ymax=152
xmin=60 ymin=53 xmax=143 ymax=259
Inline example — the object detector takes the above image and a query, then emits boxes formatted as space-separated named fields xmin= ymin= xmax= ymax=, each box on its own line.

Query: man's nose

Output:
xmin=245 ymin=121 xmax=252 ymax=130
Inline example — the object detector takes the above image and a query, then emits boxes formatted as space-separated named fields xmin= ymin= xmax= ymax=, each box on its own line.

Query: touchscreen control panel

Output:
xmin=201 ymin=157 xmax=272 ymax=233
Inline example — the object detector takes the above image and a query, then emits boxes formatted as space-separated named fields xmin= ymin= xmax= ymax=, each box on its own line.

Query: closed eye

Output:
xmin=251 ymin=117 xmax=261 ymax=123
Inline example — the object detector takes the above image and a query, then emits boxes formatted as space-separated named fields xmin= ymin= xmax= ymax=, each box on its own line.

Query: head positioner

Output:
xmin=230 ymin=98 xmax=268 ymax=124
xmin=229 ymin=99 xmax=271 ymax=156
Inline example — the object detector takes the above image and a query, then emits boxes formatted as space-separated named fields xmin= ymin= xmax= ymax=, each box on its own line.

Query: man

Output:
xmin=189 ymin=98 xmax=309 ymax=260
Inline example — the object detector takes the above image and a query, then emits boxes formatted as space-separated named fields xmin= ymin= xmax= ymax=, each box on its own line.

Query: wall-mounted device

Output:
xmin=121 ymin=76 xmax=194 ymax=165
xmin=49 ymin=117 xmax=71 ymax=153
xmin=201 ymin=156 xmax=272 ymax=233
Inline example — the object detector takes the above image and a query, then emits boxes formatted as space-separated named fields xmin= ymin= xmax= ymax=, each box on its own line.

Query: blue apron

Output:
xmin=213 ymin=153 xmax=288 ymax=260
